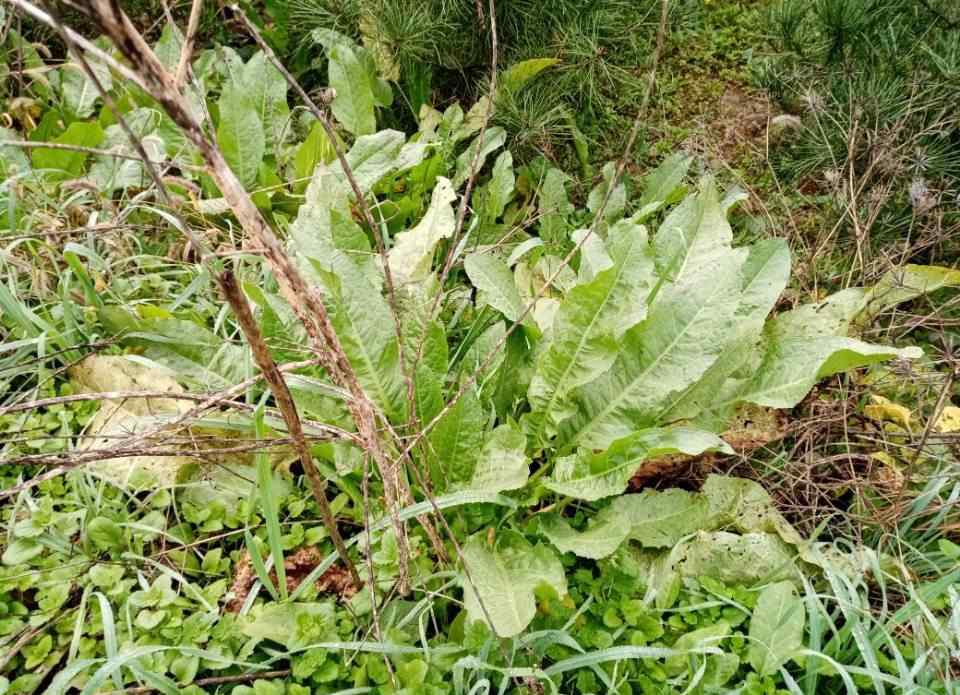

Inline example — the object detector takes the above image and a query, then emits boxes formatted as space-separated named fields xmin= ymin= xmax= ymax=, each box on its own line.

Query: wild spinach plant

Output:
xmin=2 ymin=14 xmax=958 ymax=695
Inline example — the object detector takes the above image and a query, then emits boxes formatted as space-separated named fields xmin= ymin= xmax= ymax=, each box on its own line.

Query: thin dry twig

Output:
xmin=229 ymin=3 xmax=447 ymax=582
xmin=2 ymin=0 xmax=145 ymax=88
xmin=174 ymin=0 xmax=202 ymax=89
xmin=218 ymin=270 xmax=361 ymax=586
xmin=57 ymin=0 xmax=412 ymax=588
xmin=0 ymin=139 xmax=202 ymax=170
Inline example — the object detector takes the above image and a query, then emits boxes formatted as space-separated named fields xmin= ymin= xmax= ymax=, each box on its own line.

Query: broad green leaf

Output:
xmin=861 ymin=264 xmax=960 ymax=319
xmin=618 ymin=488 xmax=712 ymax=548
xmin=240 ymin=51 xmax=290 ymax=147
xmin=241 ymin=602 xmax=336 ymax=649
xmin=571 ymin=228 xmax=612 ymax=282
xmin=546 ymin=427 xmax=732 ymax=501
xmin=293 ymin=121 xmax=336 ymax=189
xmin=395 ymin=280 xmax=448 ymax=424
xmin=737 ymin=335 xmax=920 ymax=409
xmin=559 ymin=250 xmax=744 ymax=450
xmin=388 ymin=177 xmax=457 ymax=285
xmin=587 ymin=161 xmax=626 ymax=227
xmin=654 ymin=178 xmax=733 ymax=283
xmin=636 ymin=153 xmax=692 ymax=220
xmin=32 ymin=121 xmax=104 ymax=178
xmin=101 ymin=315 xmax=248 ymax=390
xmin=702 ymin=474 xmax=802 ymax=544
xmin=538 ymin=168 xmax=574 ymax=244
xmin=0 ymin=127 xmax=30 ymax=177
xmin=700 ymin=475 xmax=843 ymax=574
xmin=217 ymin=83 xmax=264 ymax=188
xmin=88 ymin=109 xmax=164 ymax=194
xmin=305 ymin=129 xmax=425 ymax=206
xmin=481 ymin=150 xmax=515 ymax=222
xmin=463 ymin=422 xmax=529 ymax=493
xmin=748 ymin=581 xmax=805 ymax=675
xmin=60 ymin=54 xmax=111 ymax=118
xmin=454 ymin=126 xmax=507 ymax=188
xmin=461 ymin=533 xmax=566 ymax=638
xmin=664 ymin=622 xmax=730 ymax=677
xmin=499 ymin=58 xmax=559 ymax=94
xmin=663 ymin=238 xmax=791 ymax=423
xmin=152 ymin=24 xmax=183 ymax=70
xmin=770 ymin=288 xmax=870 ymax=342
xmin=543 ymin=487 xmax=711 ymax=559
xmin=558 ymin=182 xmax=747 ymax=449
xmin=527 ymin=220 xmax=654 ymax=441
xmin=310 ymin=263 xmax=405 ymax=420
xmin=461 ymin=320 xmax=508 ymax=381
xmin=700 ymin=280 xmax=920 ymax=416
xmin=464 ymin=252 xmax=525 ymax=322
xmin=2 ymin=538 xmax=43 ymax=565
xmin=735 ymin=238 xmax=794 ymax=330
xmin=540 ymin=509 xmax=631 ymax=560
xmin=427 ymin=387 xmax=485 ymax=490
xmin=313 ymin=29 xmax=389 ymax=136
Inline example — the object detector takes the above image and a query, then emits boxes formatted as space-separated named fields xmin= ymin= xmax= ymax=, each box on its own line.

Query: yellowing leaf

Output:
xmin=70 ymin=355 xmax=192 ymax=488
xmin=934 ymin=405 xmax=960 ymax=433
xmin=388 ymin=177 xmax=456 ymax=285
xmin=864 ymin=394 xmax=912 ymax=431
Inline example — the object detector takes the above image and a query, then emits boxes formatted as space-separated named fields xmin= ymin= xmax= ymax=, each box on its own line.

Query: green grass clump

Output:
xmin=755 ymin=0 xmax=960 ymax=264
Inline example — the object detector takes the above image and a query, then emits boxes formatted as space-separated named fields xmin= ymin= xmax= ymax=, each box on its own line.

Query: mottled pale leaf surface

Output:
xmin=388 ymin=177 xmax=456 ymax=285
xmin=464 ymin=423 xmax=529 ymax=493
xmin=454 ymin=127 xmax=506 ymax=188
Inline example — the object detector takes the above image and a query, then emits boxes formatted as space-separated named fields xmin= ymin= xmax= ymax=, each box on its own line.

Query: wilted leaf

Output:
xmin=70 ymin=355 xmax=193 ymax=488
xmin=864 ymin=394 xmax=912 ymax=431
xmin=677 ymin=531 xmax=800 ymax=585
xmin=388 ymin=177 xmax=456 ymax=285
